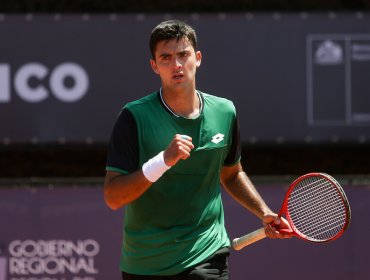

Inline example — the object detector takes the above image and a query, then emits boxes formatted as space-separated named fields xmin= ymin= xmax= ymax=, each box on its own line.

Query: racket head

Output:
xmin=279 ymin=173 xmax=351 ymax=243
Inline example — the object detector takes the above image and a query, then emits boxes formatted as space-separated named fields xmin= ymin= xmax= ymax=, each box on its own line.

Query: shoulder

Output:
xmin=200 ymin=91 xmax=236 ymax=113
xmin=124 ymin=91 xmax=159 ymax=111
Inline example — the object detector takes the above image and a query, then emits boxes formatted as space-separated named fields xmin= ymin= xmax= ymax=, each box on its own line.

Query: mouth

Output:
xmin=172 ymin=73 xmax=184 ymax=80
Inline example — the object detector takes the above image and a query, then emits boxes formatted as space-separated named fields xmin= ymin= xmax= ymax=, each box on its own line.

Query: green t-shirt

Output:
xmin=106 ymin=90 xmax=240 ymax=275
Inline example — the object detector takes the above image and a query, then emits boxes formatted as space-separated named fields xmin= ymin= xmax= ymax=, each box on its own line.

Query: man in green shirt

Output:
xmin=104 ymin=19 xmax=292 ymax=279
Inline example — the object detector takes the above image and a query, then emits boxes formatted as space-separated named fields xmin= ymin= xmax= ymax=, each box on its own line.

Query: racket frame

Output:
xmin=232 ymin=172 xmax=351 ymax=250
xmin=280 ymin=172 xmax=351 ymax=243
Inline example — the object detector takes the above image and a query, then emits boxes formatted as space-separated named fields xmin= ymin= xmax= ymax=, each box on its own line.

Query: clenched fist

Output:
xmin=163 ymin=134 xmax=194 ymax=167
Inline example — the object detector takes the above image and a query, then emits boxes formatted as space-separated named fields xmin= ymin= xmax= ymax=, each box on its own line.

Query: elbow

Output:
xmin=104 ymin=187 xmax=123 ymax=210
xmin=105 ymin=198 xmax=121 ymax=210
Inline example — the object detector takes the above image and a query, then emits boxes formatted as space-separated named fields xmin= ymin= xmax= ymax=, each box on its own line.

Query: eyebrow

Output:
xmin=158 ymin=49 xmax=190 ymax=58
xmin=178 ymin=50 xmax=190 ymax=55
xmin=158 ymin=53 xmax=171 ymax=59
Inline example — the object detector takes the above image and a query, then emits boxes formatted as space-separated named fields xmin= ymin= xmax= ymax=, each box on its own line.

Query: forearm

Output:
xmin=104 ymin=135 xmax=193 ymax=210
xmin=222 ymin=169 xmax=273 ymax=219
xmin=104 ymin=170 xmax=152 ymax=210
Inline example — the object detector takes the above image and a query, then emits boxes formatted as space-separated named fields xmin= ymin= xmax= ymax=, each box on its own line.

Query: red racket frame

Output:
xmin=278 ymin=172 xmax=351 ymax=243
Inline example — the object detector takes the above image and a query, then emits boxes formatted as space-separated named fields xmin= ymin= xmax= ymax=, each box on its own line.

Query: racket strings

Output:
xmin=289 ymin=181 xmax=343 ymax=218
xmin=292 ymin=203 xmax=346 ymax=238
xmin=302 ymin=212 xmax=346 ymax=238
xmin=289 ymin=179 xmax=346 ymax=240
xmin=290 ymin=178 xmax=341 ymax=226
xmin=290 ymin=198 xmax=344 ymax=229
xmin=287 ymin=177 xmax=346 ymax=242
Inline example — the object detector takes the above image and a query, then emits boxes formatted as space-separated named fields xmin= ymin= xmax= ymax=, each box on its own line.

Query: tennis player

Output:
xmin=104 ymin=19 xmax=292 ymax=280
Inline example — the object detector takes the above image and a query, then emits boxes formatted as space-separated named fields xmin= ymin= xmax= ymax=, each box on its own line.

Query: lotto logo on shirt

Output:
xmin=211 ymin=133 xmax=224 ymax=144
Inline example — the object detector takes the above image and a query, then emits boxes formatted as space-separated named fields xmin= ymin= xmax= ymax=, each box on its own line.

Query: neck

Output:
xmin=161 ymin=87 xmax=200 ymax=118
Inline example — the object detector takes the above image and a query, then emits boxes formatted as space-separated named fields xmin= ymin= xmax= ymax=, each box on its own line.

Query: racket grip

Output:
xmin=232 ymin=228 xmax=267 ymax=250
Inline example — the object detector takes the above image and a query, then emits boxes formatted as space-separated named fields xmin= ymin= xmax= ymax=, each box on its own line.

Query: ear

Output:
xmin=195 ymin=51 xmax=202 ymax=68
xmin=150 ymin=59 xmax=159 ymax=74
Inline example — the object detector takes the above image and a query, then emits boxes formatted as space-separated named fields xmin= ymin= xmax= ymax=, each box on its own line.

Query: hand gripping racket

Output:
xmin=232 ymin=173 xmax=351 ymax=250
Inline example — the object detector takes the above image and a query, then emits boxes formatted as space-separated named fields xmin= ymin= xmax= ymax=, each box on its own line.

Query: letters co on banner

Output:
xmin=0 ymin=63 xmax=89 ymax=103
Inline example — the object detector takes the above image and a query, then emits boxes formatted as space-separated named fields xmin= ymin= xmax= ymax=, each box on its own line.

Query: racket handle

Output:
xmin=232 ymin=228 xmax=266 ymax=250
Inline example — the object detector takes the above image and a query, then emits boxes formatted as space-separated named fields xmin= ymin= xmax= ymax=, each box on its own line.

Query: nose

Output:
xmin=172 ymin=57 xmax=182 ymax=69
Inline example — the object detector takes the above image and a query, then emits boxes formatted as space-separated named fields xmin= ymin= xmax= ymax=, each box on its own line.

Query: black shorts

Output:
xmin=122 ymin=247 xmax=230 ymax=280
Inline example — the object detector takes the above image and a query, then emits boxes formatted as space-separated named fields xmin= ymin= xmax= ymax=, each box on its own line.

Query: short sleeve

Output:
xmin=224 ymin=115 xmax=241 ymax=166
xmin=106 ymin=108 xmax=139 ymax=174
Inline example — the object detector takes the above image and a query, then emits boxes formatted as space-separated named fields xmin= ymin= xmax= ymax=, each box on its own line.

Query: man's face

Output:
xmin=150 ymin=37 xmax=202 ymax=92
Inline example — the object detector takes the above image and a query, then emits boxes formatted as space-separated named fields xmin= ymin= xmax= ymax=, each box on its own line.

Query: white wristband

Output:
xmin=142 ymin=151 xmax=171 ymax=182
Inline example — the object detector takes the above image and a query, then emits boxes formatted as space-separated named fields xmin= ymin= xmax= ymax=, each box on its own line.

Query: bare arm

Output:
xmin=104 ymin=134 xmax=194 ymax=210
xmin=104 ymin=170 xmax=152 ymax=210
xmin=221 ymin=162 xmax=292 ymax=239
xmin=221 ymin=162 xmax=273 ymax=219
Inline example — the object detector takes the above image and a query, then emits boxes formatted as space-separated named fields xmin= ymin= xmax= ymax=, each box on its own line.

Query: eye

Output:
xmin=159 ymin=54 xmax=170 ymax=61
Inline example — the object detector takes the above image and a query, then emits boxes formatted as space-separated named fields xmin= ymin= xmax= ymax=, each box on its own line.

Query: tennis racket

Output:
xmin=232 ymin=172 xmax=351 ymax=250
